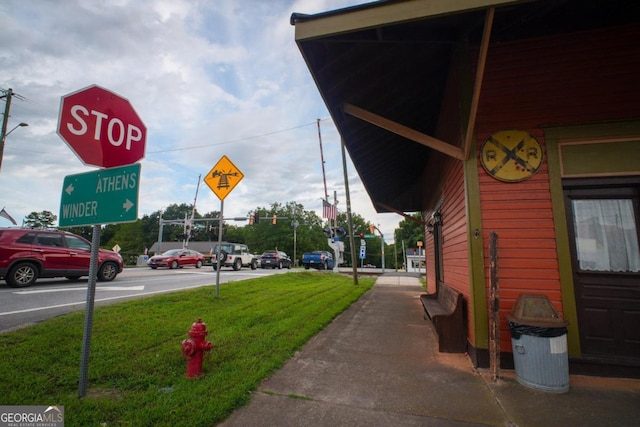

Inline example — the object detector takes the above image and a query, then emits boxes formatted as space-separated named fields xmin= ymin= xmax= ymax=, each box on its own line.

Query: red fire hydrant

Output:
xmin=181 ymin=318 xmax=213 ymax=378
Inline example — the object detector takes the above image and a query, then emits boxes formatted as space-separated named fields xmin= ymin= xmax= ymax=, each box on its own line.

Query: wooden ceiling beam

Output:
xmin=464 ymin=7 xmax=494 ymax=160
xmin=343 ymin=102 xmax=465 ymax=160
xmin=377 ymin=202 xmax=424 ymax=225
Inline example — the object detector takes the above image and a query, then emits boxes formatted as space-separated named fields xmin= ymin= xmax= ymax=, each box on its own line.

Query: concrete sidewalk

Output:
xmin=219 ymin=273 xmax=640 ymax=426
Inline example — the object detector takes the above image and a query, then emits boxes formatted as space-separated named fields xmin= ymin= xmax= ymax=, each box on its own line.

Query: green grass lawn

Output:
xmin=0 ymin=271 xmax=374 ymax=426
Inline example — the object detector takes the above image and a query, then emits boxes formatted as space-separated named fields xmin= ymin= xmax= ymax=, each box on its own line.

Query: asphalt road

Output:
xmin=0 ymin=265 xmax=289 ymax=334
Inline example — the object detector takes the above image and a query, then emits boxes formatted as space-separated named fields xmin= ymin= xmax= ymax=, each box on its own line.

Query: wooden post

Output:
xmin=489 ymin=231 xmax=500 ymax=381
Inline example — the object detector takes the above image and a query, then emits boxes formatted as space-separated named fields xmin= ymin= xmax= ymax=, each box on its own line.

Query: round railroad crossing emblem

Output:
xmin=480 ymin=130 xmax=543 ymax=182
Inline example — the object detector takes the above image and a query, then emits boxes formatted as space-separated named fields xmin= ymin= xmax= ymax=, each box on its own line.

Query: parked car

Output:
xmin=260 ymin=250 xmax=292 ymax=269
xmin=147 ymin=249 xmax=205 ymax=269
xmin=0 ymin=228 xmax=123 ymax=288
xmin=302 ymin=250 xmax=335 ymax=270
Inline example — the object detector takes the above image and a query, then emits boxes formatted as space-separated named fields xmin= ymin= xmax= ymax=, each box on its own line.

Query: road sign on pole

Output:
xmin=204 ymin=155 xmax=244 ymax=201
xmin=204 ymin=155 xmax=243 ymax=297
xmin=59 ymin=163 xmax=140 ymax=227
xmin=57 ymin=85 xmax=146 ymax=168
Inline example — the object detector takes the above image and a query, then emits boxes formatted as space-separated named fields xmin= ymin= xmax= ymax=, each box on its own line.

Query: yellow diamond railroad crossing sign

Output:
xmin=204 ymin=155 xmax=244 ymax=201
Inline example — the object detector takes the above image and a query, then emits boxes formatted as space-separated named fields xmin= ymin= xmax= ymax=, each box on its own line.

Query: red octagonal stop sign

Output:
xmin=57 ymin=85 xmax=146 ymax=168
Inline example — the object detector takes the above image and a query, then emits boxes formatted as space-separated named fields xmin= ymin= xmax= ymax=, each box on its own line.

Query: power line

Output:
xmin=1 ymin=86 xmax=335 ymax=156
xmin=146 ymin=118 xmax=333 ymax=154
xmin=5 ymin=116 xmax=334 ymax=157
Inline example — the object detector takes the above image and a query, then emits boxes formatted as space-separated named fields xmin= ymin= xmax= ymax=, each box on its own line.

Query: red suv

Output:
xmin=0 ymin=228 xmax=123 ymax=288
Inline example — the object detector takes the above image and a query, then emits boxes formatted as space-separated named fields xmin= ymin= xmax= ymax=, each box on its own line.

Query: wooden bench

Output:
xmin=420 ymin=283 xmax=466 ymax=353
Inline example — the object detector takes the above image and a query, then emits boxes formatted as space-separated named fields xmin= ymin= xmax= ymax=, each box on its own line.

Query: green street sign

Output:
xmin=59 ymin=163 xmax=140 ymax=227
xmin=364 ymin=234 xmax=375 ymax=238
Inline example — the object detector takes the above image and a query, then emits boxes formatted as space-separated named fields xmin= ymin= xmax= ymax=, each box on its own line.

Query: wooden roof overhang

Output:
xmin=291 ymin=0 xmax=639 ymax=215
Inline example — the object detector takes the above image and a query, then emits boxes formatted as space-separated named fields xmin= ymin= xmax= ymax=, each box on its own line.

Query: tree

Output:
xmin=23 ymin=211 xmax=57 ymax=229
xmin=45 ymin=200 xmax=400 ymax=267
xmin=241 ymin=202 xmax=327 ymax=263
xmin=395 ymin=212 xmax=425 ymax=248
xmin=103 ymin=220 xmax=146 ymax=264
xmin=65 ymin=226 xmax=93 ymax=241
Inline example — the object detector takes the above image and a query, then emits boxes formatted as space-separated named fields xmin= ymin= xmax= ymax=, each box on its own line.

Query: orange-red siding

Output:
xmin=424 ymin=23 xmax=640 ymax=352
xmin=472 ymin=24 xmax=640 ymax=351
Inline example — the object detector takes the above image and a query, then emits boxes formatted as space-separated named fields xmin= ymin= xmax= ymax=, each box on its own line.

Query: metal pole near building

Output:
xmin=292 ymin=219 xmax=299 ymax=267
xmin=379 ymin=228 xmax=385 ymax=273
xmin=340 ymin=137 xmax=358 ymax=285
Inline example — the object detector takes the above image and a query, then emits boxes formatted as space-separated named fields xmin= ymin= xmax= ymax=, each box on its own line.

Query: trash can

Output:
xmin=507 ymin=294 xmax=569 ymax=393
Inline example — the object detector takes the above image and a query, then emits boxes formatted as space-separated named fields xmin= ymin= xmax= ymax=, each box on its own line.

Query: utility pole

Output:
xmin=317 ymin=119 xmax=328 ymax=202
xmin=0 ymin=88 xmax=14 ymax=172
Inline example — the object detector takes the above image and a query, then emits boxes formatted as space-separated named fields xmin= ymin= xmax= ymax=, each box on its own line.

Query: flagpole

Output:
xmin=333 ymin=190 xmax=337 ymax=230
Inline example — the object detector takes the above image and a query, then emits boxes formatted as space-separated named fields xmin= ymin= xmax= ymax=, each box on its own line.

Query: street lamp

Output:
xmin=0 ymin=122 xmax=29 ymax=172
xmin=6 ymin=122 xmax=28 ymax=136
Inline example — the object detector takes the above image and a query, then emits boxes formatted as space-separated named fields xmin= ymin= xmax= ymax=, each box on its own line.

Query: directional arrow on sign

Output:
xmin=59 ymin=163 xmax=141 ymax=227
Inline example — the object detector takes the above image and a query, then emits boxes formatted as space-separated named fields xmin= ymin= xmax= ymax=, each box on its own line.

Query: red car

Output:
xmin=147 ymin=249 xmax=205 ymax=269
xmin=0 ymin=228 xmax=123 ymax=288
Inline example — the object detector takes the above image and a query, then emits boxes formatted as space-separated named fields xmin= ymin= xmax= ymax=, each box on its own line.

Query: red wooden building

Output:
xmin=292 ymin=0 xmax=640 ymax=377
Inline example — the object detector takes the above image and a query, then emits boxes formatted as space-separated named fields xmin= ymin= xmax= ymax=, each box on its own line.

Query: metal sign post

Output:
xmin=78 ymin=225 xmax=100 ymax=397
xmin=215 ymin=200 xmax=224 ymax=298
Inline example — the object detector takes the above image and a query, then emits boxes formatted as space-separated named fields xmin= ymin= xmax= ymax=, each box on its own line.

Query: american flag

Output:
xmin=322 ymin=199 xmax=337 ymax=220
xmin=0 ymin=207 xmax=17 ymax=225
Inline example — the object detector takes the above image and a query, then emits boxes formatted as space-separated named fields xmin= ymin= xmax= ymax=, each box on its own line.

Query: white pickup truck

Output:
xmin=212 ymin=242 xmax=258 ymax=271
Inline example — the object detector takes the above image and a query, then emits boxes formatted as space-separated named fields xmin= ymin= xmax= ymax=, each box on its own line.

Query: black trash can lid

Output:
xmin=506 ymin=294 xmax=569 ymax=328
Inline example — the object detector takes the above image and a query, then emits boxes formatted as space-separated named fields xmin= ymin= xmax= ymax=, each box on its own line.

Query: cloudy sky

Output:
xmin=0 ymin=0 xmax=402 ymax=242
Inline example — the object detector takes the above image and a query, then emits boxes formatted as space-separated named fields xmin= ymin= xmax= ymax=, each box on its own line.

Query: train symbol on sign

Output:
xmin=211 ymin=169 xmax=239 ymax=189
xmin=204 ymin=155 xmax=244 ymax=201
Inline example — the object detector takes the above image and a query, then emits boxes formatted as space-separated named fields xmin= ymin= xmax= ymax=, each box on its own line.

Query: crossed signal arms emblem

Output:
xmin=485 ymin=135 xmax=539 ymax=175
xmin=480 ymin=130 xmax=543 ymax=182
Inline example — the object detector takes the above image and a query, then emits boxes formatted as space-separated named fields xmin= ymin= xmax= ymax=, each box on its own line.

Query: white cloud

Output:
xmin=0 ymin=0 xmax=402 ymax=242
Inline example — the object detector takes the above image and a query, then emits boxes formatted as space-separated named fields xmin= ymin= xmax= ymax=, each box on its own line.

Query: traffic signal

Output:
xmin=369 ymin=223 xmax=375 ymax=234
xmin=272 ymin=214 xmax=277 ymax=225
xmin=254 ymin=212 xmax=260 ymax=224
xmin=249 ymin=214 xmax=254 ymax=225
xmin=359 ymin=232 xmax=364 ymax=238
xmin=323 ymin=228 xmax=334 ymax=238
xmin=333 ymin=226 xmax=347 ymax=238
